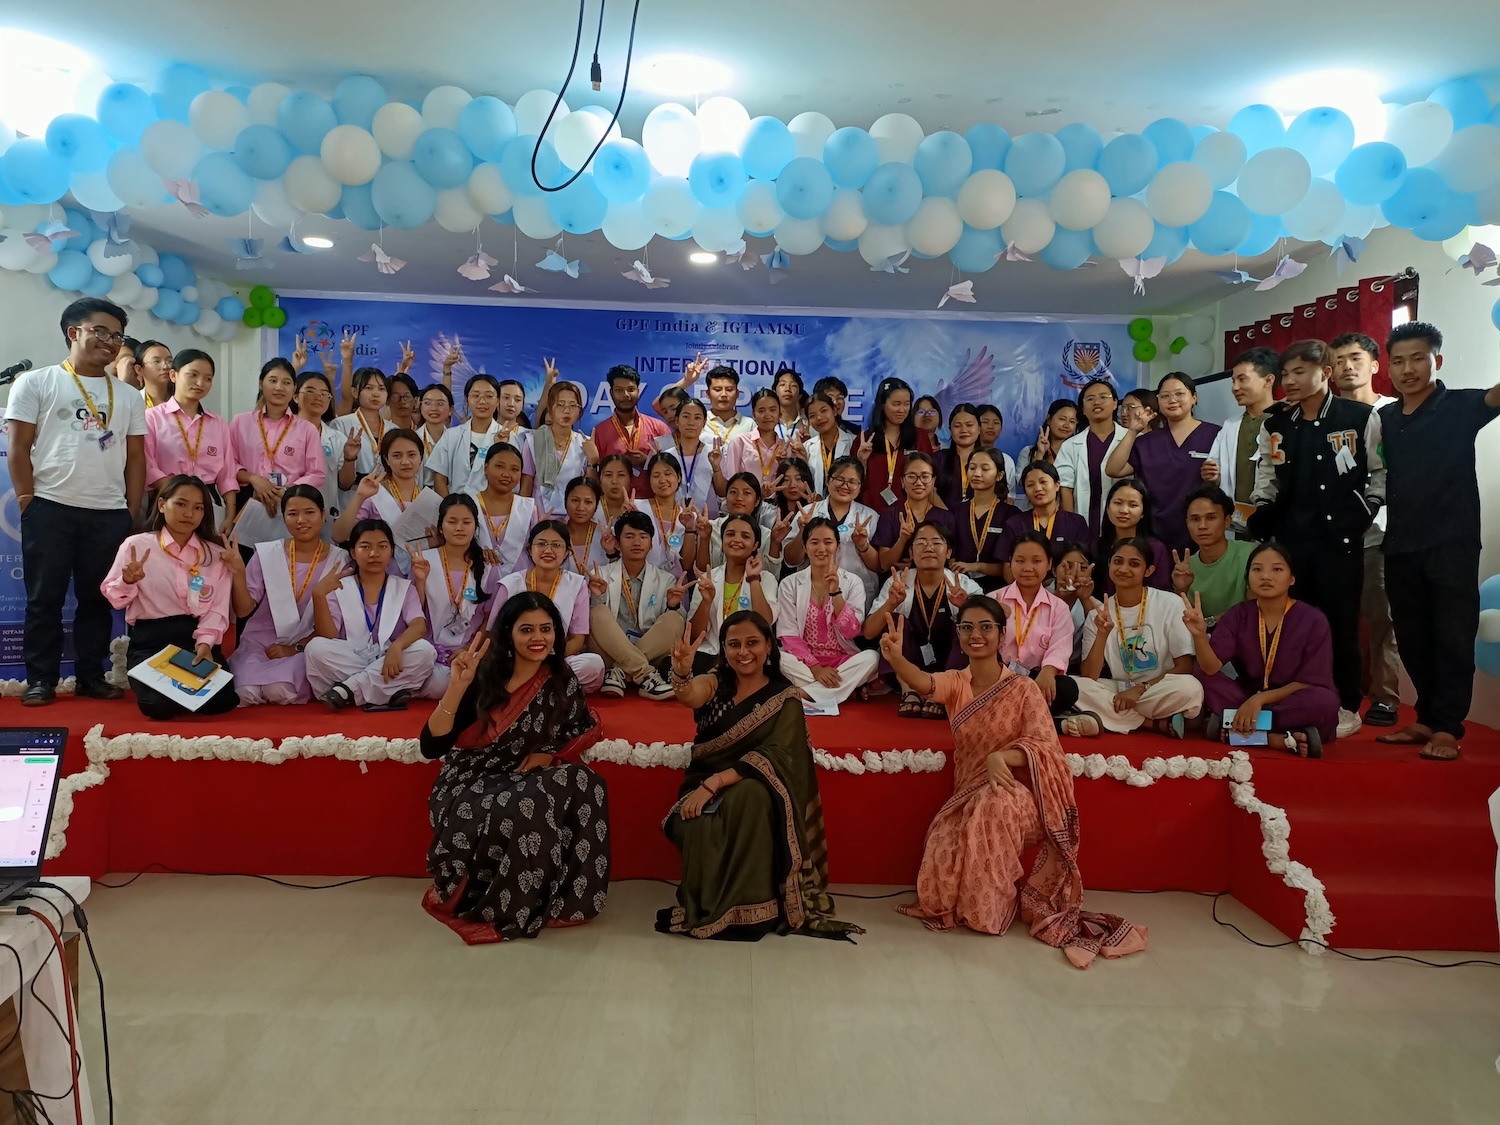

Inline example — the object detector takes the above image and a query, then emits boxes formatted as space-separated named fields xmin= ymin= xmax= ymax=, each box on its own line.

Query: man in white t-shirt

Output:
xmin=1332 ymin=331 xmax=1401 ymax=728
xmin=4 ymin=298 xmax=148 ymax=705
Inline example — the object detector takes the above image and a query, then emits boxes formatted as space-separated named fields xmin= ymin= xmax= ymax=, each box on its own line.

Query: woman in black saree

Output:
xmin=658 ymin=610 xmax=863 ymax=941
xmin=419 ymin=591 xmax=610 ymax=944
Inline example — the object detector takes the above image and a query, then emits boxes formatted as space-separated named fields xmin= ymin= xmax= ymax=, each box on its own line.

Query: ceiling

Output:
xmin=5 ymin=0 xmax=1500 ymax=313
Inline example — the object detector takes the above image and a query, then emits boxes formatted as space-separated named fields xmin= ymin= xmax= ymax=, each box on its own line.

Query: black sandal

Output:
xmin=321 ymin=683 xmax=355 ymax=712
xmin=897 ymin=691 xmax=923 ymax=718
xmin=921 ymin=700 xmax=948 ymax=721
xmin=1206 ymin=712 xmax=1223 ymax=743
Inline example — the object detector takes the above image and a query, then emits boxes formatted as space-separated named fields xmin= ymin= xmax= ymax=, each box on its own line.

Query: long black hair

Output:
xmin=773 ymin=456 xmax=814 ymax=516
xmin=147 ymin=474 xmax=222 ymax=547
xmin=436 ymin=492 xmax=486 ymax=593
xmin=1098 ymin=476 xmax=1155 ymax=559
xmin=712 ymin=609 xmax=786 ymax=689
xmin=867 ymin=376 xmax=917 ymax=455
xmin=475 ymin=591 xmax=570 ymax=715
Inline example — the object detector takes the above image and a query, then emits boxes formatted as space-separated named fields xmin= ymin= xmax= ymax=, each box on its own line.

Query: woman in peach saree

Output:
xmin=879 ymin=595 xmax=1147 ymax=968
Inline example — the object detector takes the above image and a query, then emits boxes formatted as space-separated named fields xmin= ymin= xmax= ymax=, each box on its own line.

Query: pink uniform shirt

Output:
xmin=228 ymin=409 xmax=326 ymax=488
xmin=103 ymin=530 xmax=233 ymax=645
xmin=145 ymin=400 xmax=240 ymax=497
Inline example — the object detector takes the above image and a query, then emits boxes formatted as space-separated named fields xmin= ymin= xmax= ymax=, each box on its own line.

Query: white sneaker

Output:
xmin=639 ymin=669 xmax=676 ymax=701
xmin=1336 ymin=708 xmax=1362 ymax=739
xmin=601 ymin=667 xmax=627 ymax=698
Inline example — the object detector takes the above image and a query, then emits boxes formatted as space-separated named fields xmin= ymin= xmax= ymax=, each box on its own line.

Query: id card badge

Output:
xmin=919 ymin=642 xmax=937 ymax=666
xmin=1334 ymin=445 xmax=1357 ymax=474
xmin=668 ymin=532 xmax=684 ymax=549
xmin=463 ymin=585 xmax=479 ymax=603
xmin=1115 ymin=680 xmax=1133 ymax=695
xmin=97 ymin=429 xmax=116 ymax=452
xmin=1008 ymin=661 xmax=1029 ymax=676
xmin=1188 ymin=450 xmax=1210 ymax=460
xmin=626 ymin=629 xmax=643 ymax=642
xmin=268 ymin=471 xmax=286 ymax=487
xmin=737 ymin=594 xmax=751 ymax=611
xmin=880 ymin=486 xmax=898 ymax=506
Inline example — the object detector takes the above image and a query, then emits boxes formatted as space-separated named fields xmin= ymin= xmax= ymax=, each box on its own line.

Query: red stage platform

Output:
xmin=21 ymin=694 xmax=1500 ymax=952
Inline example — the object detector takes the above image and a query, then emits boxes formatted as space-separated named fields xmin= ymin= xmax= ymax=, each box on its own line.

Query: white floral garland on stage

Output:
xmin=51 ymin=726 xmax=1331 ymax=950
xmin=0 ymin=637 xmax=129 ymax=697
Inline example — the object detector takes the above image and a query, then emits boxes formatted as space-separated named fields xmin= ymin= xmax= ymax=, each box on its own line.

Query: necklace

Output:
xmin=287 ymin=540 xmax=324 ymax=602
xmin=1111 ymin=587 xmax=1149 ymax=677
xmin=1258 ymin=600 xmax=1295 ymax=690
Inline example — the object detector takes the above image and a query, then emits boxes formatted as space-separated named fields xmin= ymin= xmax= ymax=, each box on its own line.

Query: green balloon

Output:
xmin=249 ymin=284 xmax=276 ymax=309
xmin=1128 ymin=317 xmax=1154 ymax=342
xmin=1133 ymin=340 xmax=1158 ymax=363
xmin=263 ymin=306 xmax=288 ymax=329
xmin=1170 ymin=336 xmax=1188 ymax=355
xmin=243 ymin=306 xmax=265 ymax=328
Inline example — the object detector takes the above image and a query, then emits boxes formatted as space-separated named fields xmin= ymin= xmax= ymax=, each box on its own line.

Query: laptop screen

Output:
xmin=0 ymin=729 xmax=65 ymax=872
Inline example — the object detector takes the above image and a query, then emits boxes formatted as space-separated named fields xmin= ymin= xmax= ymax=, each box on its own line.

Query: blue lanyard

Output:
xmin=678 ymin=442 xmax=702 ymax=490
xmin=361 ymin=577 xmax=388 ymax=638
xmin=777 ymin=420 xmax=795 ymax=442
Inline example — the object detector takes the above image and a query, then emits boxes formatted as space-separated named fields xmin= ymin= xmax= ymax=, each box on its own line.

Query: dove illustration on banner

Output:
xmin=998 ymin=242 xmax=1031 ymax=263
xmin=489 ymin=274 xmax=536 ymax=294
xmin=1456 ymin=243 xmax=1497 ymax=275
xmin=870 ymin=252 xmax=911 ymax=275
xmin=623 ymin=260 xmax=670 ymax=288
xmin=1253 ymin=255 xmax=1308 ymax=291
xmin=358 ymin=243 xmax=407 ymax=274
xmin=24 ymin=220 xmax=78 ymax=252
xmin=227 ymin=237 xmax=268 ymax=270
xmin=536 ymin=249 xmax=588 ymax=278
xmin=164 ymin=179 xmax=209 ymax=218
xmin=938 ymin=280 xmax=975 ymax=308
xmin=457 ymin=249 xmax=498 ymax=281
xmin=1119 ymin=256 xmax=1167 ymax=295
xmin=1215 ymin=269 xmax=1257 ymax=285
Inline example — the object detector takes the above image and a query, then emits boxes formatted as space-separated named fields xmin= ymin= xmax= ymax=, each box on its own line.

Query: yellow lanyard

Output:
xmin=611 ymin=414 xmax=639 ymax=451
xmin=383 ymin=478 xmax=419 ymax=510
xmin=287 ymin=540 xmax=324 ymax=602
xmin=884 ymin=443 xmax=898 ymax=481
xmin=722 ymin=577 xmax=744 ymax=618
xmin=1258 ymin=600 xmax=1295 ymax=690
xmin=958 ymin=454 xmax=969 ymax=497
xmin=651 ymin=498 xmax=680 ymax=547
xmin=552 ymin=429 xmax=574 ymax=467
xmin=477 ymin=491 xmax=512 ymax=552
xmin=63 ymin=360 xmax=114 ymax=429
xmin=567 ymin=524 xmax=595 ymax=573
xmin=914 ymin=580 xmax=944 ymax=636
xmin=619 ymin=568 xmax=642 ymax=628
xmin=172 ymin=407 xmax=206 ymax=465
xmin=1011 ymin=591 xmax=1043 ymax=650
xmin=159 ymin=531 xmax=203 ymax=580
xmin=755 ymin=436 xmax=778 ymax=480
xmin=969 ymin=502 xmax=996 ymax=555
xmin=527 ymin=568 xmax=563 ymax=602
xmin=143 ymin=391 xmax=155 ymax=409
xmin=356 ymin=409 xmax=384 ymax=450
xmin=1112 ymin=587 xmax=1149 ymax=676
xmin=258 ymin=409 xmax=293 ymax=469
xmin=440 ymin=548 xmax=467 ymax=613
xmin=1032 ymin=510 xmax=1056 ymax=539
xmin=820 ymin=440 xmax=834 ymax=476
xmin=422 ymin=427 xmax=441 ymax=457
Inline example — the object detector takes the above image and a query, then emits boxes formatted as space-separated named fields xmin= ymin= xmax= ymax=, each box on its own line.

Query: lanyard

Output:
xmin=422 ymin=426 xmax=442 ymax=457
xmin=619 ymin=568 xmax=642 ymax=628
xmin=1031 ymin=510 xmax=1056 ymax=539
xmin=361 ymin=576 xmax=388 ymax=638
xmin=651 ymin=498 xmax=680 ymax=547
xmin=63 ymin=360 xmax=114 ymax=429
xmin=477 ymin=491 xmax=511 ymax=552
xmin=722 ymin=574 xmax=744 ymax=618
xmin=143 ymin=391 xmax=155 ymax=409
xmin=173 ymin=408 xmax=206 ymax=465
xmin=1011 ymin=591 xmax=1043 ymax=651
xmin=287 ymin=540 xmax=324 ymax=602
xmin=776 ymin=419 xmax=797 ymax=442
xmin=884 ymin=442 xmax=898 ymax=482
xmin=611 ymin=413 xmax=639 ymax=451
xmin=709 ymin=415 xmax=737 ymax=441
xmin=914 ymin=580 xmax=945 ymax=636
xmin=969 ymin=502 xmax=996 ymax=555
xmin=440 ymin=549 xmax=467 ymax=613
xmin=258 ymin=409 xmax=294 ymax=469
xmin=1111 ymin=587 xmax=1149 ymax=677
xmin=356 ymin=409 xmax=384 ymax=451
xmin=159 ymin=531 xmax=203 ymax=578
xmin=820 ymin=439 xmax=834 ymax=476
xmin=467 ymin=420 xmax=499 ymax=466
xmin=384 ymin=478 xmax=419 ymax=510
xmin=957 ymin=452 xmax=969 ymax=498
xmin=527 ymin=568 xmax=562 ymax=602
xmin=1258 ymin=600 xmax=1295 ymax=690
xmin=567 ymin=524 xmax=596 ymax=573
xmin=677 ymin=442 xmax=702 ymax=490
xmin=553 ymin=429 xmax=575 ymax=467
xmin=754 ymin=436 xmax=777 ymax=480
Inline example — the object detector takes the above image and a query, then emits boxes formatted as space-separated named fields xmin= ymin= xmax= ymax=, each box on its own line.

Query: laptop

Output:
xmin=0 ymin=728 xmax=66 ymax=906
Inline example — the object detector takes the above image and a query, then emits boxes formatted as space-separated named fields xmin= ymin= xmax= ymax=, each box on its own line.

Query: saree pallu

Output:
xmin=900 ymin=668 xmax=1148 ymax=968
xmin=424 ymin=669 xmax=608 ymax=944
xmin=657 ymin=681 xmax=863 ymax=941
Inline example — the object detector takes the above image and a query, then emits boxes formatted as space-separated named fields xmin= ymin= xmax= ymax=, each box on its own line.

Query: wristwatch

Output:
xmin=294 ymin=642 xmax=305 ymax=653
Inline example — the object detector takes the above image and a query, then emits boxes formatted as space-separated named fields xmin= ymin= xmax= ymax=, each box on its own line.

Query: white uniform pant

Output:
xmin=235 ymin=682 xmax=305 ymax=706
xmin=303 ymin=638 xmax=437 ymax=706
xmin=781 ymin=650 xmax=880 ymax=707
xmin=1073 ymin=673 xmax=1204 ymax=734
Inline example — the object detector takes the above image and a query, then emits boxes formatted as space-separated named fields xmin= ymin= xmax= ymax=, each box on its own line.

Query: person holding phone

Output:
xmin=1185 ymin=541 xmax=1339 ymax=757
xmin=103 ymin=475 xmax=239 ymax=719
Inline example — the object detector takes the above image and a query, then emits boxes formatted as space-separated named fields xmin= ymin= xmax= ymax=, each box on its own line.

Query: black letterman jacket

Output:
xmin=1246 ymin=390 xmax=1385 ymax=551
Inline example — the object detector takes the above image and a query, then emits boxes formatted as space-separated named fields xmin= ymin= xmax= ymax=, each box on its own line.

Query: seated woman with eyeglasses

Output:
xmin=872 ymin=452 xmax=957 ymax=573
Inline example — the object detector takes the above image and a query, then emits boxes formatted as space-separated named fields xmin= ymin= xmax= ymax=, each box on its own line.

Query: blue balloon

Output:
xmin=157 ymin=252 xmax=195 ymax=291
xmin=1478 ymin=575 xmax=1500 ymax=677
xmin=47 ymin=250 xmax=93 ymax=291
xmin=1236 ymin=213 xmax=1285 ymax=257
xmin=914 ymin=131 xmax=973 ymax=196
xmin=412 ymin=128 xmax=473 ymax=189
xmin=333 ymin=75 xmax=388 ymax=129
xmin=46 ymin=115 xmax=113 ymax=173
xmin=153 ymin=288 xmax=184 ymax=321
xmin=775 ymin=157 xmax=834 ymax=219
xmin=1335 ymin=142 xmax=1407 ymax=205
xmin=948 ymin=224 xmax=1002 ymax=273
xmin=1142 ymin=118 xmax=1194 ymax=167
xmin=177 ymin=300 xmax=201 ymax=326
xmin=216 ymin=296 xmax=246 ymax=321
xmin=1 ymin=139 xmax=70 ymax=204
xmin=154 ymin=63 xmax=210 ymax=123
xmin=81 ymin=270 xmax=113 ymax=298
xmin=823 ymin=127 xmax=879 ymax=189
xmin=58 ymin=209 xmax=97 ymax=253
xmin=340 ymin=183 xmax=382 ymax=230
xmin=276 ymin=92 xmax=337 ymax=154
xmin=1188 ymin=191 xmax=1252 ymax=256
xmin=1038 ymin=227 xmax=1096 ymax=271
xmin=1191 ymin=125 xmax=1216 ymax=142
xmin=500 ymin=136 xmax=563 ymax=197
xmin=823 ymin=236 xmax=857 ymax=252
xmin=964 ymin=124 xmax=1011 ymax=172
xmin=1005 ymin=132 xmax=1066 ymax=197
xmin=1430 ymin=78 xmax=1491 ymax=130
xmin=547 ymin=174 xmax=609 ymax=233
xmin=232 ymin=125 xmax=293 ymax=180
xmin=492 ymin=208 xmax=514 ymax=226
xmin=193 ymin=152 xmax=255 ymax=217
xmin=97 ymin=83 xmax=157 ymax=145
xmin=688 ymin=151 xmax=747 ymax=208
xmin=1286 ymin=108 xmax=1355 ymax=175
xmin=324 ymin=202 xmax=345 ymax=221
xmin=1143 ymin=222 xmax=1189 ymax=264
xmin=741 ymin=117 xmax=794 ymax=181
xmin=1381 ymin=168 xmax=1451 ymax=228
xmin=1056 ymin=123 xmax=1103 ymax=172
xmin=592 ymin=138 xmax=651 ymax=202
xmin=1228 ymin=104 xmax=1285 ymax=155
xmin=1410 ymin=189 xmax=1473 ymax=242
xmin=226 ymin=86 xmax=251 ymax=104
xmin=136 ymin=263 xmax=165 ymax=288
xmin=1492 ymin=296 xmax=1500 ymax=333
xmin=370 ymin=160 xmax=437 ymax=228
xmin=1098 ymin=134 xmax=1158 ymax=197
xmin=458 ymin=97 xmax=517 ymax=163
xmin=863 ymin=162 xmax=923 ymax=225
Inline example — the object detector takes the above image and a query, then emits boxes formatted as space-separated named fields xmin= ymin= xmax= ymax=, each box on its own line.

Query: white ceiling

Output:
xmin=7 ymin=0 xmax=1500 ymax=313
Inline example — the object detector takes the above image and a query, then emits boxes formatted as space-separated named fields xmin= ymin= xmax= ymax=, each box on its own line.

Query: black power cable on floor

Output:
xmin=93 ymin=864 xmax=378 ymax=891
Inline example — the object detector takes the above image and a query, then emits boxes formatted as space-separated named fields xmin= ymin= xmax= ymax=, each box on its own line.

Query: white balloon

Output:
xmin=196 ymin=279 xmax=223 ymax=306
xmin=737 ymin=180 xmax=783 ymax=234
xmin=1441 ymin=226 xmax=1475 ymax=261
xmin=23 ymin=249 xmax=57 ymax=274
xmin=774 ymin=216 xmax=824 ymax=255
xmin=858 ymin=222 xmax=912 ymax=265
xmin=1383 ymin=101 xmax=1453 ymax=167
xmin=1478 ymin=608 xmax=1500 ymax=644
xmin=422 ymin=85 xmax=473 ymax=131
xmin=553 ymin=112 xmax=607 ymax=171
xmin=0 ymin=229 xmax=36 ymax=271
xmin=252 ymin=179 xmax=305 ymax=227
xmin=320 ymin=125 xmax=382 ymax=186
xmin=514 ymin=90 xmax=567 ymax=137
xmin=602 ymin=200 xmax=653 ymax=250
xmin=956 ymin=169 xmax=1016 ymax=230
xmin=1341 ymin=201 xmax=1384 ymax=238
xmin=133 ymin=286 xmax=159 ymax=311
xmin=1282 ymin=179 xmax=1346 ymax=243
xmin=869 ymin=113 xmax=924 ymax=164
xmin=512 ymin=195 xmax=562 ymax=239
xmin=643 ymin=177 xmax=699 ymax=237
xmin=1179 ymin=313 xmax=1215 ymax=345
xmin=696 ymin=97 xmax=751 ymax=152
xmin=1000 ymin=198 xmax=1055 ymax=255
xmin=133 ymin=242 xmax=159 ymax=267
xmin=1178 ymin=343 xmax=1213 ymax=377
xmin=823 ymin=189 xmax=868 ymax=241
xmin=787 ymin=112 xmax=835 ymax=160
xmin=1146 ymin=161 xmax=1213 ymax=226
xmin=468 ymin=162 xmax=514 ymax=215
xmin=181 ymin=285 xmax=198 ymax=302
xmin=190 ymin=90 xmax=250 ymax=150
xmin=195 ymin=308 xmax=222 ymax=337
xmin=216 ymin=317 xmax=241 ymax=342
xmin=434 ymin=186 xmax=483 ymax=232
xmin=1049 ymin=169 xmax=1111 ymax=231
xmin=692 ymin=206 xmax=745 ymax=252
xmin=1435 ymin=124 xmax=1500 ymax=193
xmin=2 ymin=205 xmax=45 ymax=231
xmin=284 ymin=154 xmax=341 ymax=213
xmin=140 ymin=119 xmax=202 ymax=180
xmin=70 ymin=170 xmax=125 ymax=213
xmin=642 ymin=104 xmax=701 ymax=178
xmin=87 ymin=238 xmax=134 ymax=276
xmin=1236 ymin=147 xmax=1311 ymax=217
xmin=905 ymin=197 xmax=963 ymax=256
xmin=247 ymin=83 xmax=290 ymax=127
xmin=1092 ymin=197 xmax=1155 ymax=260
xmin=1192 ymin=131 xmax=1247 ymax=189
xmin=372 ymin=103 xmax=424 ymax=159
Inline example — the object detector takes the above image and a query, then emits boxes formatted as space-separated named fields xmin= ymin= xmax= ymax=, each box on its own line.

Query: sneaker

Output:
xmin=19 ymin=682 xmax=55 ymax=707
xmin=1336 ymin=708 xmax=1363 ymax=740
xmin=601 ymin=667 xmax=628 ymax=698
xmin=638 ymin=669 xmax=675 ymax=701
xmin=1363 ymin=702 xmax=1398 ymax=727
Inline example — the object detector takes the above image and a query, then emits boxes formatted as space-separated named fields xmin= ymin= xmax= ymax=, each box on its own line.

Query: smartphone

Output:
xmin=701 ymin=794 xmax=723 ymax=815
xmin=1224 ymin=707 xmax=1271 ymax=747
xmin=168 ymin=649 xmax=217 ymax=679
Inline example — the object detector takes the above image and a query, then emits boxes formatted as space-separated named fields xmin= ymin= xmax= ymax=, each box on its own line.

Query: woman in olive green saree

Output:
xmin=656 ymin=610 xmax=863 ymax=941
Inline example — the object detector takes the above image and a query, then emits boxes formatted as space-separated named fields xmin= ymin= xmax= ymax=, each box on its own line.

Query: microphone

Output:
xmin=0 ymin=359 xmax=32 ymax=386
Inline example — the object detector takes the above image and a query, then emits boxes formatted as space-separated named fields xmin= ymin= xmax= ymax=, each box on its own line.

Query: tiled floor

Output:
xmin=76 ymin=875 xmax=1500 ymax=1123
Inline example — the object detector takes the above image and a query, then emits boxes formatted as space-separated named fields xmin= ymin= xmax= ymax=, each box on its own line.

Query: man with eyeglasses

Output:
xmin=5 ymin=298 xmax=148 ymax=706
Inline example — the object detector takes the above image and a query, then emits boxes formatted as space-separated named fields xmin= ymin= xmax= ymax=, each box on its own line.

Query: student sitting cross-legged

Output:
xmin=587 ymin=510 xmax=686 ymax=700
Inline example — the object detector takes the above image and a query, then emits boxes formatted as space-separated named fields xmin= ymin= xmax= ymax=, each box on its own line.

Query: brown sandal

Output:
xmin=1060 ymin=712 xmax=1102 ymax=738
xmin=897 ymin=691 xmax=924 ymax=718
xmin=921 ymin=700 xmax=948 ymax=721
xmin=1419 ymin=735 xmax=1461 ymax=761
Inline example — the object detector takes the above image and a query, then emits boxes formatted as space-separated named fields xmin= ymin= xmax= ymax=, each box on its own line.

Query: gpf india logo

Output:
xmin=1060 ymin=340 xmax=1115 ymax=392
xmin=301 ymin=320 xmax=334 ymax=354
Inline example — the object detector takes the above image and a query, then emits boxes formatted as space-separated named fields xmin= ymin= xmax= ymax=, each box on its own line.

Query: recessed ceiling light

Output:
xmin=0 ymin=29 xmax=94 ymax=137
xmin=639 ymin=55 xmax=731 ymax=97
xmin=689 ymin=252 xmax=717 ymax=265
xmin=301 ymin=236 xmax=334 ymax=249
xmin=1261 ymin=68 xmax=1388 ymax=144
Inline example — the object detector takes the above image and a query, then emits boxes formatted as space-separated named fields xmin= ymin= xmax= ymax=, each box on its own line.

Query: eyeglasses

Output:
xmin=915 ymin=409 xmax=939 ymax=418
xmin=1157 ymin=391 xmax=1191 ymax=402
xmin=903 ymin=473 xmax=934 ymax=483
xmin=299 ymin=388 xmax=332 ymax=401
xmin=829 ymin=476 xmax=860 ymax=488
xmin=955 ymin=621 xmax=1000 ymax=635
xmin=532 ymin=540 xmax=567 ymax=552
xmin=75 ymin=325 xmax=126 ymax=347
xmin=912 ymin=537 xmax=946 ymax=547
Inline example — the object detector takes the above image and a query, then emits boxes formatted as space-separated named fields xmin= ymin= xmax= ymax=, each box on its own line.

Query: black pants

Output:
xmin=1386 ymin=546 xmax=1480 ymax=739
xmin=126 ymin=615 xmax=239 ymax=721
xmin=21 ymin=497 xmax=133 ymax=687
xmin=1030 ymin=667 xmax=1081 ymax=716
xmin=1285 ymin=540 xmax=1364 ymax=712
